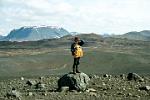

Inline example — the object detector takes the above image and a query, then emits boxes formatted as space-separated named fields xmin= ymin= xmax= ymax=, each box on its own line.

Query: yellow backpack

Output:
xmin=74 ymin=44 xmax=83 ymax=58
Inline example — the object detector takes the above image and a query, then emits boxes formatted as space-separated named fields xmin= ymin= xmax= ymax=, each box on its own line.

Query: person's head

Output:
xmin=74 ymin=37 xmax=79 ymax=43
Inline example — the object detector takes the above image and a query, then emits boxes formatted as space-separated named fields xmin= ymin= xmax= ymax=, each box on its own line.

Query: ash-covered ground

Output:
xmin=0 ymin=74 xmax=150 ymax=100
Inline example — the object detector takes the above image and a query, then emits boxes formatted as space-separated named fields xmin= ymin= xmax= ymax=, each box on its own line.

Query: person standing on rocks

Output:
xmin=71 ymin=37 xmax=84 ymax=74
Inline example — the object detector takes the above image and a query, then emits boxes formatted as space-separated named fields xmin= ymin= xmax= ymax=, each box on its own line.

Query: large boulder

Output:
xmin=127 ymin=73 xmax=144 ymax=82
xmin=58 ymin=72 xmax=90 ymax=91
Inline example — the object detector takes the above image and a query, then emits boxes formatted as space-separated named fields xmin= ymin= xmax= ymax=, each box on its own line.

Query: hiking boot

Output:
xmin=73 ymin=72 xmax=76 ymax=74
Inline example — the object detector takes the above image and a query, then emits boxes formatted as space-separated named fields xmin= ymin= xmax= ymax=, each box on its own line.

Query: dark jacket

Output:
xmin=71 ymin=40 xmax=84 ymax=54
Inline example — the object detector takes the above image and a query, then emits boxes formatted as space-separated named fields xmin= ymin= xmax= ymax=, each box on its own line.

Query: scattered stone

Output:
xmin=103 ymin=74 xmax=109 ymax=78
xmin=26 ymin=80 xmax=36 ymax=86
xmin=117 ymin=92 xmax=124 ymax=95
xmin=42 ymin=92 xmax=47 ymax=96
xmin=58 ymin=72 xmax=90 ymax=91
xmin=7 ymin=88 xmax=21 ymax=99
xmin=145 ymin=86 xmax=150 ymax=90
xmin=102 ymin=82 xmax=106 ymax=86
xmin=28 ymin=92 xmax=33 ymax=96
xmin=92 ymin=83 xmax=96 ymax=85
xmin=139 ymin=86 xmax=150 ymax=91
xmin=123 ymin=88 xmax=126 ymax=91
xmin=127 ymin=73 xmax=144 ymax=82
xmin=133 ymin=95 xmax=140 ymax=98
xmin=89 ymin=92 xmax=97 ymax=97
xmin=21 ymin=77 xmax=24 ymax=80
xmin=92 ymin=75 xmax=99 ymax=79
xmin=89 ymin=75 xmax=92 ymax=79
xmin=107 ymin=86 xmax=112 ymax=90
xmin=120 ymin=74 xmax=126 ymax=79
xmin=128 ymin=87 xmax=132 ymax=90
xmin=127 ymin=93 xmax=132 ymax=96
xmin=86 ymin=88 xmax=96 ymax=92
xmin=114 ymin=75 xmax=118 ymax=78
xmin=39 ymin=76 xmax=44 ymax=80
xmin=35 ymin=82 xmax=46 ymax=89
xmin=102 ymin=88 xmax=108 ymax=91
xmin=109 ymin=75 xmax=112 ymax=77
xmin=138 ymin=90 xmax=141 ymax=92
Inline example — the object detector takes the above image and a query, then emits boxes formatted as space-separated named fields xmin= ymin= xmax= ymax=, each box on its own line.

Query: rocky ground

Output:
xmin=0 ymin=73 xmax=150 ymax=100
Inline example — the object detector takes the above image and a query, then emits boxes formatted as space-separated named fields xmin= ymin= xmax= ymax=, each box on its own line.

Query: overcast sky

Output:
xmin=0 ymin=0 xmax=150 ymax=36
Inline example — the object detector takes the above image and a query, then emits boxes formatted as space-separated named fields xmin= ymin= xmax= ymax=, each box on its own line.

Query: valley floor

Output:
xmin=0 ymin=46 xmax=150 ymax=77
xmin=0 ymin=38 xmax=150 ymax=99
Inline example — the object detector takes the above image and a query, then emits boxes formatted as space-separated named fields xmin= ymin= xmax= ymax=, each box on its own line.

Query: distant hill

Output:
xmin=0 ymin=33 xmax=105 ymax=49
xmin=116 ymin=30 xmax=150 ymax=41
xmin=1 ymin=26 xmax=71 ymax=41
xmin=75 ymin=33 xmax=103 ymax=41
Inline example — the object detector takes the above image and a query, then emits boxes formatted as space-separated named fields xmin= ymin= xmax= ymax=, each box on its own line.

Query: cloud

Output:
xmin=0 ymin=0 xmax=150 ymax=35
xmin=0 ymin=28 xmax=6 ymax=36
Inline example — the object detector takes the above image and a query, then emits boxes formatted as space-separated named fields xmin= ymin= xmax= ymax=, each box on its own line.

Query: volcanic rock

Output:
xmin=58 ymin=72 xmax=90 ymax=91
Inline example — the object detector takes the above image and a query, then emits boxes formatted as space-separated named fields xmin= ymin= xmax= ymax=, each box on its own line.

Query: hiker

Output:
xmin=71 ymin=37 xmax=84 ymax=74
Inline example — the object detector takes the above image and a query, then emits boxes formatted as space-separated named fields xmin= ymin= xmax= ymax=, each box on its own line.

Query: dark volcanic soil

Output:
xmin=0 ymin=74 xmax=150 ymax=100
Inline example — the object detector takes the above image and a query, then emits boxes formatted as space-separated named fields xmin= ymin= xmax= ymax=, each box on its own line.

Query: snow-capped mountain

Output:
xmin=0 ymin=35 xmax=5 ymax=39
xmin=1 ymin=26 xmax=71 ymax=41
xmin=70 ymin=32 xmax=80 ymax=36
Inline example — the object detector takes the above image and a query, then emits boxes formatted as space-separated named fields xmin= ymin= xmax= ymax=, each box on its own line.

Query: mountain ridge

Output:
xmin=1 ymin=26 xmax=150 ymax=41
xmin=1 ymin=26 xmax=70 ymax=42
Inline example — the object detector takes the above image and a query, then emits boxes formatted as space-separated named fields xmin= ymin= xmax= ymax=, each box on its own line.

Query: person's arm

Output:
xmin=71 ymin=43 xmax=75 ymax=55
xmin=78 ymin=40 xmax=84 ymax=46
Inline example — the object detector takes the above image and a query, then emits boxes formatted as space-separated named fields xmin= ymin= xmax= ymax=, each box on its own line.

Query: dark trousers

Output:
xmin=73 ymin=57 xmax=80 ymax=72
